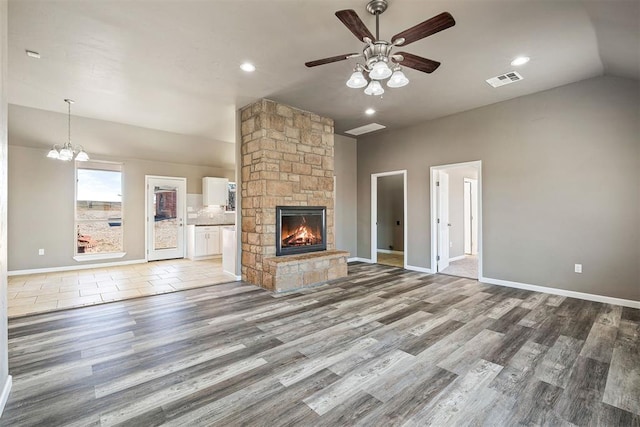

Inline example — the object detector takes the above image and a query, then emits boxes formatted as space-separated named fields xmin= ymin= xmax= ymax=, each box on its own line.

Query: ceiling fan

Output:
xmin=305 ymin=0 xmax=455 ymax=95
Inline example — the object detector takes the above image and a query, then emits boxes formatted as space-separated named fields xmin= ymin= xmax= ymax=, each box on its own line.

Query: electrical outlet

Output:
xmin=38 ymin=249 xmax=45 ymax=256
xmin=449 ymin=241 xmax=453 ymax=248
xmin=574 ymin=264 xmax=582 ymax=273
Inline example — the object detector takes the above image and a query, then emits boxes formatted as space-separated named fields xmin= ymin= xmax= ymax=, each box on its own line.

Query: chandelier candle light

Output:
xmin=47 ymin=99 xmax=89 ymax=162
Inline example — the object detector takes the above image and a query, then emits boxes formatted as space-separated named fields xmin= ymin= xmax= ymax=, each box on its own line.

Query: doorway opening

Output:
xmin=145 ymin=176 xmax=187 ymax=261
xmin=430 ymin=161 xmax=481 ymax=279
xmin=371 ymin=170 xmax=407 ymax=268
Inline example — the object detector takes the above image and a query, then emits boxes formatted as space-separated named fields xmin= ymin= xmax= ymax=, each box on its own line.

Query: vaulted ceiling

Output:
xmin=8 ymin=0 xmax=640 ymax=145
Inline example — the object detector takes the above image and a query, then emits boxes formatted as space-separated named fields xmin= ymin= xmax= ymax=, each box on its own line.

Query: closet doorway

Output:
xmin=371 ymin=170 xmax=407 ymax=268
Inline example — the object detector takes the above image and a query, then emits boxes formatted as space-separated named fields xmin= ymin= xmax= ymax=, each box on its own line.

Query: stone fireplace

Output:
xmin=240 ymin=99 xmax=348 ymax=291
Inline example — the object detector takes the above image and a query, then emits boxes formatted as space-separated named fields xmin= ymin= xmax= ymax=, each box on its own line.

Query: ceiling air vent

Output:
xmin=486 ymin=71 xmax=523 ymax=88
xmin=345 ymin=123 xmax=386 ymax=136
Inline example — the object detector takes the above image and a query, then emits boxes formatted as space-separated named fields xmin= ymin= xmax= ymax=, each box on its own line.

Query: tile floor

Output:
xmin=7 ymin=258 xmax=234 ymax=318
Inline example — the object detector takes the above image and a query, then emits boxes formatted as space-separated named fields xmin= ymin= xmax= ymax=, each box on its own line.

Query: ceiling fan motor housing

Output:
xmin=364 ymin=41 xmax=393 ymax=69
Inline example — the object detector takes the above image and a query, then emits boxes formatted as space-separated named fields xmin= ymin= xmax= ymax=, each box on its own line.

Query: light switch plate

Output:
xmin=574 ymin=264 xmax=582 ymax=273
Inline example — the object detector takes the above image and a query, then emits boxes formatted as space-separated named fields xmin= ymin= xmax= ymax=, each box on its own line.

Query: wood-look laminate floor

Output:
xmin=3 ymin=263 xmax=639 ymax=426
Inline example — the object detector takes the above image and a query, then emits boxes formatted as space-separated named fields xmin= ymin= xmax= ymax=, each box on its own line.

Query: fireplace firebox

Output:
xmin=276 ymin=206 xmax=327 ymax=256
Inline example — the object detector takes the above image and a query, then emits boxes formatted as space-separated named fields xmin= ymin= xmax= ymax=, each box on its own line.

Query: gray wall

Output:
xmin=8 ymin=104 xmax=235 ymax=170
xmin=334 ymin=134 xmax=357 ymax=257
xmin=0 ymin=0 xmax=9 ymax=407
xmin=8 ymin=145 xmax=234 ymax=272
xmin=448 ymin=167 xmax=478 ymax=258
xmin=357 ymin=76 xmax=639 ymax=301
xmin=377 ymin=174 xmax=404 ymax=252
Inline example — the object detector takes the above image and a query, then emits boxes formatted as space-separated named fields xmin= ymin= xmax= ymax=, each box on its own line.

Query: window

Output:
xmin=226 ymin=182 xmax=236 ymax=212
xmin=75 ymin=161 xmax=123 ymax=256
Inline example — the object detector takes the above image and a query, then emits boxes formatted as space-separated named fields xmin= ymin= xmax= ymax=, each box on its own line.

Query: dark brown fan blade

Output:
xmin=305 ymin=53 xmax=359 ymax=68
xmin=392 ymin=12 xmax=455 ymax=46
xmin=395 ymin=52 xmax=441 ymax=73
xmin=335 ymin=9 xmax=375 ymax=42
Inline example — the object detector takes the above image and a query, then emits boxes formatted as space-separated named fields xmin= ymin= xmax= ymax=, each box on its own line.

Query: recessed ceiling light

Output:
xmin=510 ymin=56 xmax=530 ymax=66
xmin=26 ymin=50 xmax=41 ymax=59
xmin=365 ymin=108 xmax=375 ymax=115
xmin=240 ymin=62 xmax=256 ymax=72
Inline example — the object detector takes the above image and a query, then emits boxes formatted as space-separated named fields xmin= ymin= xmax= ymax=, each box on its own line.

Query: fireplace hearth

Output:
xmin=276 ymin=206 xmax=327 ymax=256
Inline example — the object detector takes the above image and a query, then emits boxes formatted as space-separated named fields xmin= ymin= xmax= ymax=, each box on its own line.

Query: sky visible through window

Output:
xmin=77 ymin=169 xmax=122 ymax=202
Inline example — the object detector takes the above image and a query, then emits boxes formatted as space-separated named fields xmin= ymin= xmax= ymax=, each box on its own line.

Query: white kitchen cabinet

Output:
xmin=222 ymin=226 xmax=237 ymax=276
xmin=203 ymin=177 xmax=229 ymax=206
xmin=187 ymin=225 xmax=221 ymax=259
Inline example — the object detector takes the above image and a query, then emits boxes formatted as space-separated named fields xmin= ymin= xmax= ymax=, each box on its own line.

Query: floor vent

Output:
xmin=486 ymin=71 xmax=523 ymax=88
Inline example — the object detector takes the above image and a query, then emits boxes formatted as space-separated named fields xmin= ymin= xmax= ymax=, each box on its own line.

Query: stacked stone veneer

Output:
xmin=240 ymin=99 xmax=348 ymax=291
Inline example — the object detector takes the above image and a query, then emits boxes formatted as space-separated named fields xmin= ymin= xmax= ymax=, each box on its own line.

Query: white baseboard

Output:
xmin=448 ymin=255 xmax=466 ymax=262
xmin=8 ymin=259 xmax=147 ymax=276
xmin=224 ymin=272 xmax=242 ymax=281
xmin=348 ymin=257 xmax=373 ymax=263
xmin=377 ymin=249 xmax=404 ymax=255
xmin=0 ymin=375 xmax=12 ymax=417
xmin=480 ymin=276 xmax=640 ymax=309
xmin=406 ymin=265 xmax=433 ymax=274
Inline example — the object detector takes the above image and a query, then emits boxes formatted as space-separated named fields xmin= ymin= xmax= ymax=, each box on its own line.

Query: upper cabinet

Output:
xmin=203 ymin=177 xmax=229 ymax=206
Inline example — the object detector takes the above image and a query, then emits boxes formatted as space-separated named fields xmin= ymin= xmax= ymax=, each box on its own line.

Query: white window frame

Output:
xmin=73 ymin=160 xmax=126 ymax=261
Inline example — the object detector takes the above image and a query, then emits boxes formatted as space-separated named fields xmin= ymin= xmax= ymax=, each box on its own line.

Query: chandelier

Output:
xmin=47 ymin=99 xmax=89 ymax=162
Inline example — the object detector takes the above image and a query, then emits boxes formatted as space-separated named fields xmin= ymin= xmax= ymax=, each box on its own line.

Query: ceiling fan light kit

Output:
xmin=364 ymin=80 xmax=385 ymax=96
xmin=387 ymin=68 xmax=409 ymax=88
xmin=305 ymin=0 xmax=455 ymax=97
xmin=346 ymin=69 xmax=368 ymax=88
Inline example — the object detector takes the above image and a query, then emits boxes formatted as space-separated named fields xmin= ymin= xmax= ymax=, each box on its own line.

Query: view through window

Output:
xmin=76 ymin=162 xmax=123 ymax=255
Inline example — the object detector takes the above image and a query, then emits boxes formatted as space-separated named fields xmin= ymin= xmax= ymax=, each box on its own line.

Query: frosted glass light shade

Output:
xmin=364 ymin=80 xmax=384 ymax=96
xmin=75 ymin=150 xmax=90 ymax=161
xmin=59 ymin=145 xmax=74 ymax=161
xmin=387 ymin=70 xmax=409 ymax=88
xmin=369 ymin=61 xmax=392 ymax=80
xmin=47 ymin=148 xmax=60 ymax=159
xmin=346 ymin=71 xmax=368 ymax=88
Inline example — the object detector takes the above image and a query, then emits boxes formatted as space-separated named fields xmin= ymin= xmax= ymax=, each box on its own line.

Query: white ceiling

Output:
xmin=8 ymin=0 xmax=640 ymax=144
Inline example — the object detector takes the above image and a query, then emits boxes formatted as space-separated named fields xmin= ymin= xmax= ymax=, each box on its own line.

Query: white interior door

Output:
xmin=146 ymin=176 xmax=186 ymax=261
xmin=437 ymin=171 xmax=450 ymax=271
xmin=470 ymin=178 xmax=479 ymax=254
xmin=464 ymin=180 xmax=472 ymax=254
